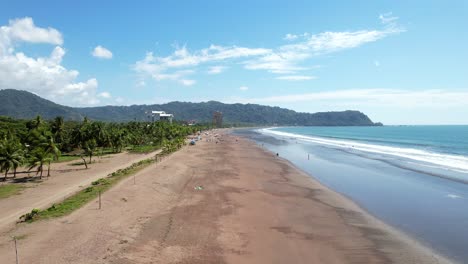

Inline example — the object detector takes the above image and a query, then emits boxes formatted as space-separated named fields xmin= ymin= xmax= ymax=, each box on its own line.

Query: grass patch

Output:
xmin=13 ymin=234 xmax=28 ymax=240
xmin=53 ymin=155 xmax=81 ymax=163
xmin=69 ymin=160 xmax=97 ymax=166
xmin=128 ymin=145 xmax=160 ymax=153
xmin=0 ymin=184 xmax=24 ymax=199
xmin=21 ymin=156 xmax=159 ymax=222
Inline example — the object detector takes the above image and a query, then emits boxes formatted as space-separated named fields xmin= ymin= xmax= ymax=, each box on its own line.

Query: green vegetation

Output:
xmin=1 ymin=112 xmax=206 ymax=181
xmin=20 ymin=140 xmax=180 ymax=222
xmin=0 ymin=111 xmax=204 ymax=222
xmin=53 ymin=155 xmax=81 ymax=163
xmin=0 ymin=89 xmax=381 ymax=126
xmin=128 ymin=144 xmax=160 ymax=153
xmin=0 ymin=184 xmax=24 ymax=199
xmin=13 ymin=234 xmax=28 ymax=240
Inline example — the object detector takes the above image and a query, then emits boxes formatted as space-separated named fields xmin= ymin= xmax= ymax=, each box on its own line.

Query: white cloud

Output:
xmin=245 ymin=16 xmax=404 ymax=74
xmin=379 ymin=12 xmax=399 ymax=25
xmin=244 ymin=52 xmax=307 ymax=74
xmin=49 ymin=46 xmax=65 ymax=63
xmin=207 ymin=65 xmax=226 ymax=74
xmin=283 ymin=33 xmax=309 ymax=41
xmin=0 ymin=17 xmax=63 ymax=57
xmin=0 ymin=17 xmax=62 ymax=56
xmin=134 ymin=45 xmax=269 ymax=85
xmin=307 ymin=30 xmax=391 ymax=52
xmin=284 ymin=34 xmax=298 ymax=41
xmin=134 ymin=15 xmax=405 ymax=85
xmin=244 ymin=89 xmax=468 ymax=109
xmin=98 ymin=91 xmax=111 ymax=98
xmin=180 ymin=79 xmax=196 ymax=86
xmin=276 ymin=75 xmax=316 ymax=81
xmin=239 ymin=86 xmax=249 ymax=91
xmin=92 ymin=45 xmax=113 ymax=59
xmin=0 ymin=17 xmax=101 ymax=105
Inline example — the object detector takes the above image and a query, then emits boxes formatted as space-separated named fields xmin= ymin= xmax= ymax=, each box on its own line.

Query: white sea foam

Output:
xmin=258 ymin=128 xmax=468 ymax=174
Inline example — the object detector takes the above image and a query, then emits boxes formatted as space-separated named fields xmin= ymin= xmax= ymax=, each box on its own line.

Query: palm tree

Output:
xmin=51 ymin=116 xmax=65 ymax=147
xmin=109 ymin=128 xmax=126 ymax=153
xmin=0 ymin=140 xmax=24 ymax=180
xmin=30 ymin=115 xmax=45 ymax=130
xmin=41 ymin=137 xmax=61 ymax=177
xmin=91 ymin=122 xmax=109 ymax=157
xmin=84 ymin=138 xmax=97 ymax=163
xmin=28 ymin=148 xmax=52 ymax=179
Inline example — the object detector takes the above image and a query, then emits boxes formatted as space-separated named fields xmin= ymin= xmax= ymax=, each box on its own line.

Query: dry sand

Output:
xmin=0 ymin=131 xmax=453 ymax=263
xmin=0 ymin=150 xmax=160 ymax=232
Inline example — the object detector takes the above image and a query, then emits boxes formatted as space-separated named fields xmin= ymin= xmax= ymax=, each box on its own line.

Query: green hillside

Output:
xmin=0 ymin=89 xmax=83 ymax=120
xmin=0 ymin=89 xmax=381 ymax=126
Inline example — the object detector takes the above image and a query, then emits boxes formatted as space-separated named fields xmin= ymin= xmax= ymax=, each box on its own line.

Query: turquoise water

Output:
xmin=266 ymin=126 xmax=468 ymax=181
xmin=273 ymin=126 xmax=468 ymax=156
xmin=236 ymin=126 xmax=468 ymax=263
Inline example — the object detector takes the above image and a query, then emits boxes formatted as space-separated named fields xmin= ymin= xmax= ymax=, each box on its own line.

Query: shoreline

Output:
xmin=239 ymin=133 xmax=454 ymax=264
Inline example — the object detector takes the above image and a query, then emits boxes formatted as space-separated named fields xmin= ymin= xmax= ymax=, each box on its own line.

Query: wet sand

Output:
xmin=0 ymin=131 xmax=452 ymax=263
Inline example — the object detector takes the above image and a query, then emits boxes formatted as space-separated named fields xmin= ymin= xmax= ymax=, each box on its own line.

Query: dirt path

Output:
xmin=0 ymin=150 xmax=160 ymax=232
xmin=0 ymin=133 xmax=452 ymax=264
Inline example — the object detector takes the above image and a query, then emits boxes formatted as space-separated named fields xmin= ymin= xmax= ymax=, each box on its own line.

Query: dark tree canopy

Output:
xmin=0 ymin=89 xmax=381 ymax=126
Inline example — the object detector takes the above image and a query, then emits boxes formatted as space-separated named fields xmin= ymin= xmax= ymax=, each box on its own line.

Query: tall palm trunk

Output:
xmin=80 ymin=156 xmax=88 ymax=169
xmin=47 ymin=161 xmax=51 ymax=177
xmin=13 ymin=168 xmax=16 ymax=178
xmin=4 ymin=170 xmax=8 ymax=181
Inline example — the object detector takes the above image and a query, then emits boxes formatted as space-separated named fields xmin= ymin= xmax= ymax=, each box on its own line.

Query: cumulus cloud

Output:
xmin=135 ymin=15 xmax=405 ymax=84
xmin=0 ymin=17 xmax=102 ymax=105
xmin=92 ymin=45 xmax=113 ymax=59
xmin=0 ymin=17 xmax=63 ymax=55
xmin=239 ymin=86 xmax=249 ymax=91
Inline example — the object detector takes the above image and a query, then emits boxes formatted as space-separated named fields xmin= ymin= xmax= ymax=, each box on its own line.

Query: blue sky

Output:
xmin=1 ymin=0 xmax=467 ymax=124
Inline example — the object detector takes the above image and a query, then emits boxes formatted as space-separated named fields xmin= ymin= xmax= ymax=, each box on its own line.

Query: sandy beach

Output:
xmin=0 ymin=131 xmax=451 ymax=263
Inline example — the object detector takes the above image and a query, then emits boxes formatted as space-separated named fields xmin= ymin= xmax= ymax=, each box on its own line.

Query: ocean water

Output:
xmin=267 ymin=126 xmax=468 ymax=181
xmin=235 ymin=126 xmax=468 ymax=263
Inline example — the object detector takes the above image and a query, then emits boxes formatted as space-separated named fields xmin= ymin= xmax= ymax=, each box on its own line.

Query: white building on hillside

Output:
xmin=147 ymin=110 xmax=174 ymax=123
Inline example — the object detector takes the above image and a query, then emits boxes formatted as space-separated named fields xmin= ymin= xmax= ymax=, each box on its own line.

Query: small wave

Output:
xmin=258 ymin=128 xmax=468 ymax=174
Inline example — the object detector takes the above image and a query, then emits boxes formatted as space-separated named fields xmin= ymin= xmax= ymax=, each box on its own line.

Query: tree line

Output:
xmin=0 ymin=116 xmax=205 ymax=180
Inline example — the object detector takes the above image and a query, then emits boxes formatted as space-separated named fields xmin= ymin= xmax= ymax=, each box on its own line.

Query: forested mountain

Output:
xmin=0 ymin=89 xmax=381 ymax=126
xmin=0 ymin=89 xmax=83 ymax=120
